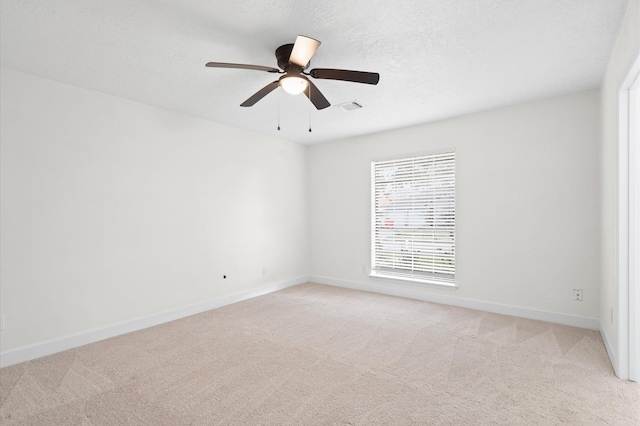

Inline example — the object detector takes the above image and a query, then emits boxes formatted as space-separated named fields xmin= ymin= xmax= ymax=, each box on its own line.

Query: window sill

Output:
xmin=369 ymin=271 xmax=458 ymax=290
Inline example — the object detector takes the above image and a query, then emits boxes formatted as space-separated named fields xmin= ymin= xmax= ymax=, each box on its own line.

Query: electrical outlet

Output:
xmin=573 ymin=289 xmax=583 ymax=301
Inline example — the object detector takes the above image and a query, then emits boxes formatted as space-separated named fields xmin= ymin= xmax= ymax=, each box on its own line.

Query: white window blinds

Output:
xmin=371 ymin=151 xmax=455 ymax=285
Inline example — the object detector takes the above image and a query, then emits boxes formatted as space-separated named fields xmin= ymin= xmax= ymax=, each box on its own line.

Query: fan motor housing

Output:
xmin=276 ymin=44 xmax=308 ymax=72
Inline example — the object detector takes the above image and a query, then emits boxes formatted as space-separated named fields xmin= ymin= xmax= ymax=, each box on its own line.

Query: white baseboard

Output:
xmin=600 ymin=324 xmax=620 ymax=378
xmin=310 ymin=275 xmax=601 ymax=330
xmin=0 ymin=276 xmax=309 ymax=368
xmin=2 ymin=275 xmax=603 ymax=369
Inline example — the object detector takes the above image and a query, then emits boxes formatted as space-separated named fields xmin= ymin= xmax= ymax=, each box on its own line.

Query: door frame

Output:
xmin=618 ymin=52 xmax=640 ymax=382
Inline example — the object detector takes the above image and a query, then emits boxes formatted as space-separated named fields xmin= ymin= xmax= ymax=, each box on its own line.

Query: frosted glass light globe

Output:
xmin=280 ymin=76 xmax=308 ymax=95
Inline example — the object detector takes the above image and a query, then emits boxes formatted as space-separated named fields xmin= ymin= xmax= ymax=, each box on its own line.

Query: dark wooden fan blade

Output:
xmin=289 ymin=35 xmax=321 ymax=68
xmin=240 ymin=81 xmax=280 ymax=107
xmin=206 ymin=62 xmax=281 ymax=73
xmin=309 ymin=68 xmax=380 ymax=85
xmin=304 ymin=80 xmax=331 ymax=110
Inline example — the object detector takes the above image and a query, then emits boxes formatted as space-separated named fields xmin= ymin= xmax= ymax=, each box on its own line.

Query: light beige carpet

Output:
xmin=1 ymin=283 xmax=638 ymax=425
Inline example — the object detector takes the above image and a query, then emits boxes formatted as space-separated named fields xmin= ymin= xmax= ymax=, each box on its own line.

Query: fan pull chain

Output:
xmin=277 ymin=98 xmax=281 ymax=131
xmin=308 ymin=89 xmax=312 ymax=132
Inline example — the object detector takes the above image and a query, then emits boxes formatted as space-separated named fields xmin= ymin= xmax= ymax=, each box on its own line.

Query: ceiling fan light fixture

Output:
xmin=206 ymin=35 xmax=378 ymax=109
xmin=280 ymin=76 xmax=308 ymax=95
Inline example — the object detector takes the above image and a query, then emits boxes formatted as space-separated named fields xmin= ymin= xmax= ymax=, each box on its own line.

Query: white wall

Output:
xmin=0 ymin=53 xmax=620 ymax=363
xmin=599 ymin=0 xmax=640 ymax=372
xmin=0 ymin=67 xmax=308 ymax=353
xmin=309 ymin=90 xmax=601 ymax=322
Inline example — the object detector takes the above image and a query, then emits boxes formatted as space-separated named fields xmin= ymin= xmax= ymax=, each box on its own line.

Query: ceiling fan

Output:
xmin=205 ymin=35 xmax=380 ymax=110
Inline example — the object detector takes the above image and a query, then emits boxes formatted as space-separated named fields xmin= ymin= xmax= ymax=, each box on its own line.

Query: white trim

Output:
xmin=369 ymin=271 xmax=458 ymax=289
xmin=628 ymin=72 xmax=639 ymax=382
xmin=617 ymin=51 xmax=640 ymax=382
xmin=310 ymin=275 xmax=600 ymax=330
xmin=0 ymin=276 xmax=308 ymax=368
xmin=370 ymin=147 xmax=457 ymax=163
xmin=618 ymin=73 xmax=631 ymax=382
xmin=601 ymin=323 xmax=619 ymax=377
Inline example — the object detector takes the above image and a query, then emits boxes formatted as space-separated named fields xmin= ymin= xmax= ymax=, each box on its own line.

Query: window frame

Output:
xmin=370 ymin=149 xmax=456 ymax=288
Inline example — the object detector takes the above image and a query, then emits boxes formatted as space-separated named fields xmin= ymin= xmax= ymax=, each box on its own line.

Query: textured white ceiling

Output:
xmin=0 ymin=0 xmax=630 ymax=144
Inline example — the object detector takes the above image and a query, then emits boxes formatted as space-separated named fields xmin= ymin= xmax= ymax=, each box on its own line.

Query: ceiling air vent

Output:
xmin=336 ymin=101 xmax=364 ymax=111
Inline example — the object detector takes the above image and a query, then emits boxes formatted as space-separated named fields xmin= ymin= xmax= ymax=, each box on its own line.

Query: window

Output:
xmin=371 ymin=151 xmax=456 ymax=286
